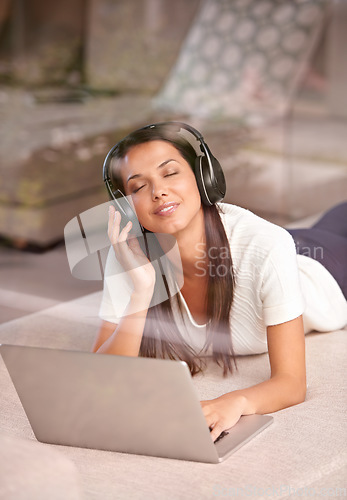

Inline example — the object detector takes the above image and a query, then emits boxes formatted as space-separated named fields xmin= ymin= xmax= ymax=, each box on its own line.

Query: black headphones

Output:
xmin=102 ymin=121 xmax=226 ymax=232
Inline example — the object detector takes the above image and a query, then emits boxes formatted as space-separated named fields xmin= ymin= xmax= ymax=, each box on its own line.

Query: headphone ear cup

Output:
xmin=210 ymin=156 xmax=226 ymax=202
xmin=194 ymin=156 xmax=210 ymax=206
xmin=112 ymin=190 xmax=143 ymax=235
xmin=195 ymin=155 xmax=226 ymax=206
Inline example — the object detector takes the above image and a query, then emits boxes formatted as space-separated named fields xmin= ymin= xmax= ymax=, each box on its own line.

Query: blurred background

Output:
xmin=0 ymin=0 xmax=346 ymax=324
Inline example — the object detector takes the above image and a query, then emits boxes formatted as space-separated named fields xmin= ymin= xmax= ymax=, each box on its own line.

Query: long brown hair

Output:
xmin=108 ymin=124 xmax=237 ymax=376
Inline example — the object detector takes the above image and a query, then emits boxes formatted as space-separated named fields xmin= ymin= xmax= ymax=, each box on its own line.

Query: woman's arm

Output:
xmin=92 ymin=290 xmax=153 ymax=356
xmin=201 ymin=315 xmax=306 ymax=442
xmin=92 ymin=320 xmax=117 ymax=352
xmin=93 ymin=207 xmax=156 ymax=356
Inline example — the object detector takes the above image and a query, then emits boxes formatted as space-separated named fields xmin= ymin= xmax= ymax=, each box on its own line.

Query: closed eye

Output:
xmin=132 ymin=172 xmax=177 ymax=193
xmin=132 ymin=185 xmax=145 ymax=193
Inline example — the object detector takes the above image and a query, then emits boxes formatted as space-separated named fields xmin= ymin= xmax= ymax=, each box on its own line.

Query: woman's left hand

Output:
xmin=200 ymin=392 xmax=247 ymax=442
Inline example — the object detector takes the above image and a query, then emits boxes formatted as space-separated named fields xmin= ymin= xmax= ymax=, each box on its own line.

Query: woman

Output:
xmin=93 ymin=122 xmax=347 ymax=443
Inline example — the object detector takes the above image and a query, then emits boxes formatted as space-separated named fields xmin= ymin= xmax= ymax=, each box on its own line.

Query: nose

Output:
xmin=151 ymin=178 xmax=168 ymax=200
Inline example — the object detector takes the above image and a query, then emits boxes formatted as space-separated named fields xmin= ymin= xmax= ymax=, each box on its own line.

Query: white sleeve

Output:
xmin=98 ymin=247 xmax=134 ymax=324
xmin=260 ymin=230 xmax=305 ymax=326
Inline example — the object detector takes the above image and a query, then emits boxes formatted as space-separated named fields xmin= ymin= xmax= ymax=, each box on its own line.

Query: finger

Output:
xmin=108 ymin=207 xmax=120 ymax=244
xmin=200 ymin=406 xmax=216 ymax=430
xmin=118 ymin=221 xmax=132 ymax=242
xmin=127 ymin=235 xmax=145 ymax=256
xmin=114 ymin=222 xmax=136 ymax=265
xmin=200 ymin=402 xmax=211 ymax=417
xmin=210 ymin=422 xmax=225 ymax=443
xmin=200 ymin=406 xmax=224 ymax=442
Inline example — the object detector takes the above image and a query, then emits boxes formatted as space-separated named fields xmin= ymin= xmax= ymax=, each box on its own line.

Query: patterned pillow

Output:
xmin=154 ymin=0 xmax=327 ymax=124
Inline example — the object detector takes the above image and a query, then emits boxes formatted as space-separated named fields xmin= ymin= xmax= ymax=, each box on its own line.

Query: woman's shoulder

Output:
xmin=217 ymin=202 xmax=292 ymax=246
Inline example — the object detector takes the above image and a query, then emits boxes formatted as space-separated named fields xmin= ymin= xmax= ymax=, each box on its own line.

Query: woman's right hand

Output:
xmin=107 ymin=205 xmax=156 ymax=298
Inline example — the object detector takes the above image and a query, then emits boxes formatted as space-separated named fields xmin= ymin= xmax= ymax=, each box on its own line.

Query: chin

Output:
xmin=144 ymin=220 xmax=185 ymax=235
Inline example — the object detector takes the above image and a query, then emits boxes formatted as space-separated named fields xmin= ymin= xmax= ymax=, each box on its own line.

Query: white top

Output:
xmin=99 ymin=203 xmax=347 ymax=356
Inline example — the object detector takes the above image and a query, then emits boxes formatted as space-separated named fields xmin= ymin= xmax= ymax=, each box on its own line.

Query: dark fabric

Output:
xmin=287 ymin=202 xmax=347 ymax=299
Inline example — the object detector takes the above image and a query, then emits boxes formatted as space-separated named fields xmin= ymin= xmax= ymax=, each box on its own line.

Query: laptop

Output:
xmin=0 ymin=344 xmax=273 ymax=463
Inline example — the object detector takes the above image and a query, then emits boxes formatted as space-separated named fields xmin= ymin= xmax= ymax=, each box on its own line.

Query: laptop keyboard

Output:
xmin=213 ymin=430 xmax=229 ymax=444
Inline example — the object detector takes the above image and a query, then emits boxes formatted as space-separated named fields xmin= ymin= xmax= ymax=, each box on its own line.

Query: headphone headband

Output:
xmin=141 ymin=121 xmax=216 ymax=184
xmin=103 ymin=121 xmax=226 ymax=207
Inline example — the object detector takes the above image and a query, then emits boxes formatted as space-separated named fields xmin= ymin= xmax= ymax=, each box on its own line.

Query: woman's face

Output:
xmin=119 ymin=140 xmax=203 ymax=236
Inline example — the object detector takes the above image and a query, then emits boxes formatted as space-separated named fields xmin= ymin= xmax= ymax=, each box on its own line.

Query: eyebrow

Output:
xmin=126 ymin=159 xmax=176 ymax=184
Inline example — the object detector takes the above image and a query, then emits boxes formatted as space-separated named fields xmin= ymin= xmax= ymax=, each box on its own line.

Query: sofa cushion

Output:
xmin=0 ymin=293 xmax=346 ymax=499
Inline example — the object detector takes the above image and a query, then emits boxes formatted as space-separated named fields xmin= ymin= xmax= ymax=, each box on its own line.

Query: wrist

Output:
xmin=131 ymin=290 xmax=153 ymax=307
xmin=223 ymin=391 xmax=250 ymax=415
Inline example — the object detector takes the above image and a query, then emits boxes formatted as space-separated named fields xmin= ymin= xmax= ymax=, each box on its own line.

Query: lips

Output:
xmin=154 ymin=202 xmax=180 ymax=216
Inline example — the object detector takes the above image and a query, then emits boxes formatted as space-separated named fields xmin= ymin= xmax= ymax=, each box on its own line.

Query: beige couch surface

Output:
xmin=0 ymin=292 xmax=346 ymax=499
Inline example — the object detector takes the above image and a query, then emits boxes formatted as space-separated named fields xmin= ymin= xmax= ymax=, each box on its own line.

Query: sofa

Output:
xmin=0 ymin=289 xmax=346 ymax=499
